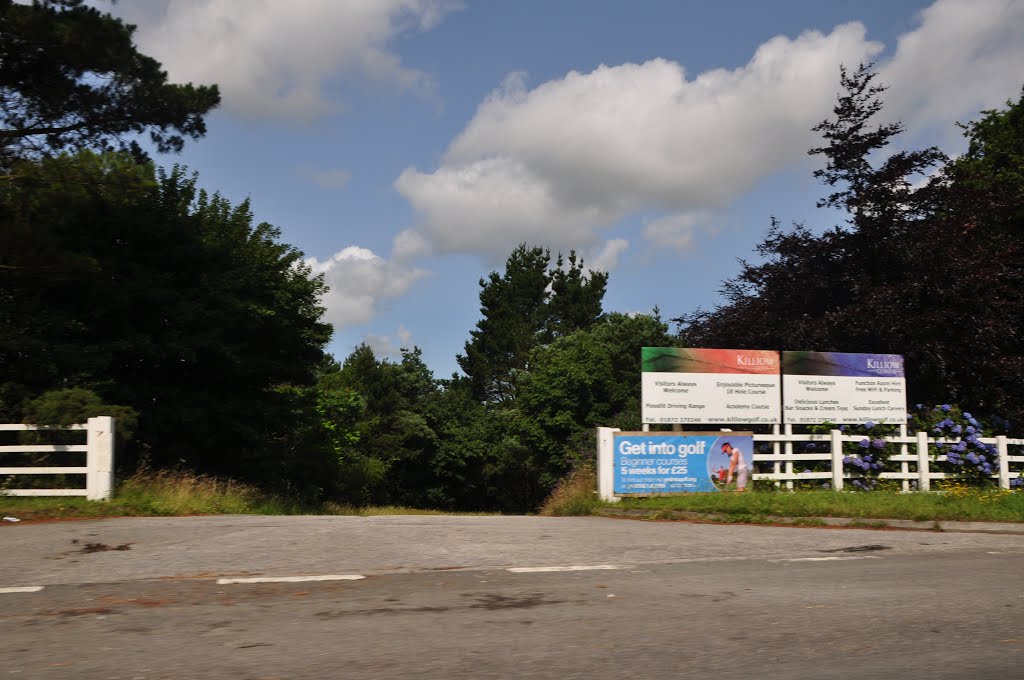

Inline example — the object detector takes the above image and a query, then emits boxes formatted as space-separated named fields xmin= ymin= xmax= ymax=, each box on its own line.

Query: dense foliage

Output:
xmin=0 ymin=0 xmax=220 ymax=165
xmin=675 ymin=66 xmax=1024 ymax=430
xmin=1 ymin=153 xmax=336 ymax=494
xmin=3 ymin=14 xmax=1020 ymax=512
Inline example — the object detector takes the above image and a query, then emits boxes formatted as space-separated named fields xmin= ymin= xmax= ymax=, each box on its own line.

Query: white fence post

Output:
xmin=771 ymin=423 xmax=781 ymax=488
xmin=86 ymin=416 xmax=115 ymax=501
xmin=596 ymin=427 xmax=620 ymax=502
xmin=916 ymin=431 xmax=930 ymax=492
xmin=997 ymin=435 xmax=1010 ymax=490
xmin=830 ymin=429 xmax=844 ymax=491
xmin=783 ymin=423 xmax=794 ymax=490
xmin=899 ymin=423 xmax=909 ymax=492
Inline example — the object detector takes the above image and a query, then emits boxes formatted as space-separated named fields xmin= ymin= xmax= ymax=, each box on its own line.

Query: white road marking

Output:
xmin=216 ymin=575 xmax=365 ymax=584
xmin=0 ymin=586 xmax=43 ymax=593
xmin=507 ymin=565 xmax=624 ymax=573
xmin=772 ymin=556 xmax=882 ymax=563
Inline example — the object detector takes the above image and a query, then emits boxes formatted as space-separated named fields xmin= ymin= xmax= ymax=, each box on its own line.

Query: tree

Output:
xmin=324 ymin=344 xmax=441 ymax=506
xmin=519 ymin=312 xmax=675 ymax=484
xmin=458 ymin=244 xmax=608 ymax=404
xmin=674 ymin=67 xmax=1024 ymax=427
xmin=0 ymin=0 xmax=220 ymax=165
xmin=545 ymin=251 xmax=608 ymax=340
xmin=0 ymin=152 xmax=334 ymax=490
xmin=458 ymin=244 xmax=551 ymax=404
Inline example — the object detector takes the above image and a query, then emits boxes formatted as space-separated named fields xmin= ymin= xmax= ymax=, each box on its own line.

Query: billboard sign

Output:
xmin=641 ymin=348 xmax=781 ymax=424
xmin=613 ymin=432 xmax=754 ymax=494
xmin=782 ymin=351 xmax=907 ymax=424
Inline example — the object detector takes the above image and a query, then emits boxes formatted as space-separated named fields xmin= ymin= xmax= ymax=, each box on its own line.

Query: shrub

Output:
xmin=538 ymin=465 xmax=599 ymax=516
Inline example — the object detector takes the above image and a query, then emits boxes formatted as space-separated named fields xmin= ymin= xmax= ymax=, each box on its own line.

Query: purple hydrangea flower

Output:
xmin=858 ymin=438 xmax=870 ymax=448
xmin=864 ymin=421 xmax=875 ymax=429
xmin=871 ymin=439 xmax=886 ymax=449
xmin=941 ymin=404 xmax=952 ymax=412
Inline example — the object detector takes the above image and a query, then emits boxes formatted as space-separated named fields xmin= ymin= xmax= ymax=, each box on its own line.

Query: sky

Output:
xmin=105 ymin=0 xmax=1024 ymax=377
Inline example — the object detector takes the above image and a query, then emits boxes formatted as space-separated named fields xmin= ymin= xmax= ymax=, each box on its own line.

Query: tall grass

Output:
xmin=0 ymin=470 xmax=494 ymax=520
xmin=539 ymin=466 xmax=601 ymax=516
xmin=113 ymin=469 xmax=300 ymax=515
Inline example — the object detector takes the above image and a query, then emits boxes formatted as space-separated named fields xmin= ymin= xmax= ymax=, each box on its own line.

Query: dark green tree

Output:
xmin=675 ymin=67 xmax=1024 ymax=427
xmin=326 ymin=344 xmax=440 ymax=506
xmin=0 ymin=0 xmax=220 ymax=165
xmin=458 ymin=244 xmax=552 ymax=404
xmin=458 ymin=244 xmax=607 ymax=404
xmin=0 ymin=152 xmax=334 ymax=491
xmin=519 ymin=312 xmax=675 ymax=485
xmin=545 ymin=251 xmax=608 ymax=340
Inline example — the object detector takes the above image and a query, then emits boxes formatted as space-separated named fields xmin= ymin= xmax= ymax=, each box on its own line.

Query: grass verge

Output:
xmin=0 ymin=470 xmax=488 ymax=521
xmin=610 ymin=487 xmax=1024 ymax=523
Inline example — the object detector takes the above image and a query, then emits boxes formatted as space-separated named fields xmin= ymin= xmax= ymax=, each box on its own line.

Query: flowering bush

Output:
xmin=838 ymin=421 xmax=893 ymax=491
xmin=909 ymin=404 xmax=1000 ymax=487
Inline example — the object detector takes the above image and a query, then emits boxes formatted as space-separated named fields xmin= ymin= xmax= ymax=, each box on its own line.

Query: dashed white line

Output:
xmin=0 ymin=586 xmax=44 ymax=594
xmin=507 ymin=565 xmax=624 ymax=573
xmin=216 ymin=575 xmax=365 ymax=585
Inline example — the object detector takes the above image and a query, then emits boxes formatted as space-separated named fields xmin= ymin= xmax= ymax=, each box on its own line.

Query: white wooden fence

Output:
xmin=597 ymin=426 xmax=1024 ymax=501
xmin=0 ymin=417 xmax=115 ymax=500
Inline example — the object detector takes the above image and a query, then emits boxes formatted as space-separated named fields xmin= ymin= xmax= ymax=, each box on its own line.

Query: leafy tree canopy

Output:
xmin=458 ymin=244 xmax=608 ymax=404
xmin=0 ymin=0 xmax=220 ymax=165
xmin=675 ymin=66 xmax=1024 ymax=428
xmin=0 ymin=152 xmax=333 ymax=488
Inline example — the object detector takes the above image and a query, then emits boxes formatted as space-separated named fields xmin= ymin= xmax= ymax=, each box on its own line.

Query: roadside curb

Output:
xmin=593 ymin=508 xmax=1024 ymax=534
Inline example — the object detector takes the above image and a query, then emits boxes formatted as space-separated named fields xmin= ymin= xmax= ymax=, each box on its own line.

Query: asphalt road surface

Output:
xmin=2 ymin=515 xmax=1023 ymax=679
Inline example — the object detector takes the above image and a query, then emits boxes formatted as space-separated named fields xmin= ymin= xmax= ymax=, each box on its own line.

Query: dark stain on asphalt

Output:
xmin=470 ymin=593 xmax=565 ymax=611
xmin=818 ymin=544 xmax=891 ymax=553
xmin=314 ymin=592 xmax=567 ymax=619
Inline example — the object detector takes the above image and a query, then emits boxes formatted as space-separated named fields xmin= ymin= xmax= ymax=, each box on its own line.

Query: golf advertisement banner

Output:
xmin=782 ymin=351 xmax=907 ymax=424
xmin=613 ymin=432 xmax=754 ymax=494
xmin=641 ymin=347 xmax=781 ymax=424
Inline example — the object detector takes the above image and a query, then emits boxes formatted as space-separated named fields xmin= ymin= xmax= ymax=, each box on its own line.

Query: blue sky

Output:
xmin=110 ymin=0 xmax=1024 ymax=377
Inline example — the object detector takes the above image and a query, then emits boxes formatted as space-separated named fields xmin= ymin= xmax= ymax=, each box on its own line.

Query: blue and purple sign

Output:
xmin=782 ymin=351 xmax=907 ymax=424
xmin=613 ymin=433 xmax=754 ymax=494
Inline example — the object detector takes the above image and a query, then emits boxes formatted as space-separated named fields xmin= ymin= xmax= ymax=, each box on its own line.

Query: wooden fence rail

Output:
xmin=0 ymin=417 xmax=115 ymax=500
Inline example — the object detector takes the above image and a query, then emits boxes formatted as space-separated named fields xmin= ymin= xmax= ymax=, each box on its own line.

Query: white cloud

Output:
xmin=305 ymin=244 xmax=427 ymax=330
xmin=643 ymin=213 xmax=708 ymax=251
xmin=392 ymin=228 xmax=433 ymax=262
xmin=117 ymin=0 xmax=458 ymax=121
xmin=589 ymin=238 xmax=629 ymax=273
xmin=397 ymin=0 xmax=1024 ymax=258
xmin=362 ymin=324 xmax=413 ymax=359
xmin=397 ymin=24 xmax=881 ymax=256
xmin=363 ymin=334 xmax=398 ymax=358
xmin=396 ymin=324 xmax=413 ymax=347
xmin=881 ymin=0 xmax=1024 ymax=133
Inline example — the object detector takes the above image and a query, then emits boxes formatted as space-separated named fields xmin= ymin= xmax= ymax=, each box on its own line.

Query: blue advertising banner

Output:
xmin=613 ymin=432 xmax=754 ymax=494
